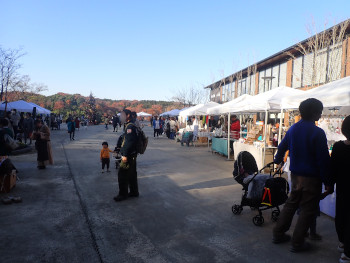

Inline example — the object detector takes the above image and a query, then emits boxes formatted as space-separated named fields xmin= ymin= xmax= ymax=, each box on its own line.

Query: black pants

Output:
xmin=69 ymin=131 xmax=75 ymax=140
xmin=336 ymin=193 xmax=350 ymax=257
xmin=118 ymin=157 xmax=138 ymax=197
xmin=273 ymin=174 xmax=322 ymax=247
xmin=154 ymin=129 xmax=160 ymax=137
xmin=102 ymin=158 xmax=110 ymax=169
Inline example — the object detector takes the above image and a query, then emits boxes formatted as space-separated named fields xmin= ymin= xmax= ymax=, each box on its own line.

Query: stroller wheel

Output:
xmin=232 ymin=205 xmax=243 ymax=215
xmin=271 ymin=210 xmax=280 ymax=222
xmin=253 ymin=215 xmax=264 ymax=226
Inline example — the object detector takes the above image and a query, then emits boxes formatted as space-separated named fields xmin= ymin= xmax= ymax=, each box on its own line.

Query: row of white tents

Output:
xmin=0 ymin=100 xmax=51 ymax=115
xmin=165 ymin=75 xmax=350 ymax=117
xmin=159 ymin=76 xmax=349 ymax=161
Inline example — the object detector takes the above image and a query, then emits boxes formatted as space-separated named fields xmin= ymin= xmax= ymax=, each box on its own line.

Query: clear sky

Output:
xmin=1 ymin=0 xmax=350 ymax=101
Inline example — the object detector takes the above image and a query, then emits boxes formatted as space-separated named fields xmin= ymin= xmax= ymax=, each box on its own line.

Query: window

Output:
xmin=250 ymin=74 xmax=256 ymax=95
xmin=259 ymin=70 xmax=265 ymax=93
xmin=303 ymin=53 xmax=314 ymax=86
xmin=315 ymin=49 xmax=327 ymax=85
xmin=240 ymin=78 xmax=247 ymax=95
xmin=328 ymin=44 xmax=342 ymax=82
xmin=271 ymin=65 xmax=279 ymax=89
xmin=279 ymin=62 xmax=287 ymax=86
xmin=231 ymin=81 xmax=236 ymax=99
xmin=292 ymin=56 xmax=303 ymax=88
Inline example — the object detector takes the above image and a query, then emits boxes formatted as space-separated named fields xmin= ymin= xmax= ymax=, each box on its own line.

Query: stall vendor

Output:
xmin=230 ymin=115 xmax=241 ymax=140
xmin=230 ymin=115 xmax=241 ymax=154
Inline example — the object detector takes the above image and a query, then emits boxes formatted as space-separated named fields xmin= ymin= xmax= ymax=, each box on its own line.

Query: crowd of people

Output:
xmin=1 ymin=101 xmax=350 ymax=262
xmin=151 ymin=116 xmax=179 ymax=139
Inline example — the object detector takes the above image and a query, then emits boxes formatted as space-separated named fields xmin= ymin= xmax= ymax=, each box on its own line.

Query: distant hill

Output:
xmin=5 ymin=91 xmax=183 ymax=121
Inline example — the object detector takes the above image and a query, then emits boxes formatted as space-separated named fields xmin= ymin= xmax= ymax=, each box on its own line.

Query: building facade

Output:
xmin=206 ymin=21 xmax=350 ymax=103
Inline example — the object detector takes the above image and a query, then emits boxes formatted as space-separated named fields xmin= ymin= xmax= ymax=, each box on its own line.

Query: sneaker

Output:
xmin=340 ymin=253 xmax=350 ymax=263
xmin=106 ymin=169 xmax=111 ymax=173
xmin=338 ymin=243 xmax=345 ymax=253
xmin=101 ymin=170 xmax=104 ymax=173
xmin=290 ymin=242 xmax=311 ymax=253
xmin=309 ymin=233 xmax=322 ymax=241
xmin=273 ymin=234 xmax=291 ymax=244
xmin=128 ymin=192 xmax=139 ymax=198
xmin=113 ymin=195 xmax=127 ymax=202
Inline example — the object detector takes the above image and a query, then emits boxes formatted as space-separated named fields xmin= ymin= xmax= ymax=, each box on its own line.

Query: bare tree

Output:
xmin=0 ymin=47 xmax=24 ymax=101
xmin=172 ymin=85 xmax=207 ymax=107
xmin=285 ymin=19 xmax=349 ymax=88
xmin=9 ymin=75 xmax=48 ymax=100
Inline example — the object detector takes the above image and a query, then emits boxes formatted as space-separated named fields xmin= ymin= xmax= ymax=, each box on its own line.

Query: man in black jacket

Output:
xmin=114 ymin=109 xmax=139 ymax=202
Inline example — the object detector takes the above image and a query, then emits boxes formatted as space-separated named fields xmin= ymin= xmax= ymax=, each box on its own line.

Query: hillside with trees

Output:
xmin=5 ymin=91 xmax=183 ymax=122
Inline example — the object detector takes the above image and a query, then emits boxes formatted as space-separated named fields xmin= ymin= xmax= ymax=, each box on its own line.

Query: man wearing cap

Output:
xmin=114 ymin=109 xmax=139 ymax=202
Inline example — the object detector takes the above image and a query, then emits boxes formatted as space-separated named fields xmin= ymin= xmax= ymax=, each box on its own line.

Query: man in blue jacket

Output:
xmin=272 ymin=98 xmax=334 ymax=252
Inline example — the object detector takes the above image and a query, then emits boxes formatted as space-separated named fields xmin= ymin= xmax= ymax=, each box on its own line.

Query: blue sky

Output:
xmin=1 ymin=0 xmax=350 ymax=101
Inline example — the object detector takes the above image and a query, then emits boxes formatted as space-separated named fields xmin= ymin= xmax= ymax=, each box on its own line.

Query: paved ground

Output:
xmin=0 ymin=124 xmax=341 ymax=263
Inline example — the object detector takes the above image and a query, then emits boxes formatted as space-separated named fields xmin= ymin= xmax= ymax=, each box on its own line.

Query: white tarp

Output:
xmin=160 ymin=109 xmax=181 ymax=117
xmin=207 ymin=94 xmax=252 ymax=115
xmin=179 ymin=102 xmax=219 ymax=117
xmin=28 ymin=102 xmax=51 ymax=115
xmin=137 ymin=111 xmax=152 ymax=117
xmin=281 ymin=76 xmax=350 ymax=109
xmin=0 ymin=100 xmax=51 ymax=114
xmin=231 ymin=86 xmax=305 ymax=113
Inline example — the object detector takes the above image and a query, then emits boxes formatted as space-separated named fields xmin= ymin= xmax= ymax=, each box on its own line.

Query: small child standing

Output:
xmin=100 ymin=141 xmax=113 ymax=173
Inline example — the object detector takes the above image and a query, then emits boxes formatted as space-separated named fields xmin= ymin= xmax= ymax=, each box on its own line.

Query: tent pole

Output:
xmin=278 ymin=109 xmax=283 ymax=145
xmin=227 ymin=112 xmax=231 ymax=160
xmin=208 ymin=115 xmax=211 ymax=151
xmin=263 ymin=110 xmax=268 ymax=167
xmin=239 ymin=115 xmax=242 ymax=138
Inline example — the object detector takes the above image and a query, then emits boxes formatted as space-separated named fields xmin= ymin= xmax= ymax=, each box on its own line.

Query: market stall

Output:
xmin=206 ymin=87 xmax=304 ymax=165
xmin=0 ymin=100 xmax=51 ymax=115
xmin=178 ymin=102 xmax=219 ymax=144
xmin=207 ymin=95 xmax=253 ymax=159
xmin=230 ymin=87 xmax=304 ymax=168
xmin=281 ymin=76 xmax=350 ymax=218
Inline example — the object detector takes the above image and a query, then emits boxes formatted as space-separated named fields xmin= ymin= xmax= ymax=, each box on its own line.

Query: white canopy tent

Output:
xmin=281 ymin=76 xmax=350 ymax=110
xmin=137 ymin=111 xmax=152 ymax=117
xmin=160 ymin=109 xmax=181 ymax=117
xmin=28 ymin=102 xmax=51 ymax=115
xmin=207 ymin=94 xmax=252 ymax=115
xmin=179 ymin=102 xmax=219 ymax=117
xmin=232 ymin=86 xmax=305 ymax=113
xmin=209 ymin=87 xmax=305 ymax=161
xmin=0 ymin=100 xmax=51 ymax=115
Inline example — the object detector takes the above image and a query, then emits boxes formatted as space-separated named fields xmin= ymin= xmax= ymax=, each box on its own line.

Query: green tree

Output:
xmin=86 ymin=92 xmax=98 ymax=124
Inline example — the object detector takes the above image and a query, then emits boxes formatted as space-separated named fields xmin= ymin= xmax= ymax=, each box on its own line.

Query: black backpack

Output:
xmin=126 ymin=123 xmax=148 ymax=155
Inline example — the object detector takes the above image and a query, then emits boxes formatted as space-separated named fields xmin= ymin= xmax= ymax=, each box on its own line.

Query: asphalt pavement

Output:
xmin=0 ymin=124 xmax=341 ymax=263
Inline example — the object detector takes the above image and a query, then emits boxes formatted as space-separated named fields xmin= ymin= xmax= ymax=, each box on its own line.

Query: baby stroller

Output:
xmin=231 ymin=151 xmax=289 ymax=226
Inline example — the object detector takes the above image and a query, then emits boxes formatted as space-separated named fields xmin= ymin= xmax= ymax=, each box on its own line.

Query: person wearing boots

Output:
xmin=114 ymin=109 xmax=139 ymax=202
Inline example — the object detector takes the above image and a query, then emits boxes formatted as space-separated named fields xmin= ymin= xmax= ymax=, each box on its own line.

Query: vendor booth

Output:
xmin=207 ymin=95 xmax=253 ymax=159
xmin=176 ymin=102 xmax=219 ymax=146
xmin=281 ymin=76 xmax=350 ymax=218
xmin=230 ymin=87 xmax=304 ymax=168
xmin=206 ymin=87 xmax=304 ymax=167
xmin=0 ymin=100 xmax=51 ymax=115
